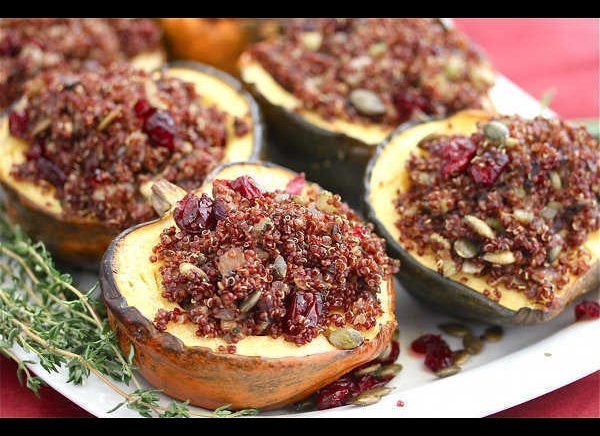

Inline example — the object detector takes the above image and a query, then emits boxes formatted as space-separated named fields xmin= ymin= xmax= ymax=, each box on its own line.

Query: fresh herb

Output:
xmin=0 ymin=209 xmax=258 ymax=418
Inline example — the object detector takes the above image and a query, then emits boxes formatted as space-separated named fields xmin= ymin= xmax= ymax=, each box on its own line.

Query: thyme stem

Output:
xmin=0 ymin=208 xmax=258 ymax=418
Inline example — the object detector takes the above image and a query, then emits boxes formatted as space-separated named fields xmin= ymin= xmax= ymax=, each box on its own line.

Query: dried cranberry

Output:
xmin=285 ymin=291 xmax=323 ymax=333
xmin=228 ymin=176 xmax=263 ymax=200
xmin=134 ymin=98 xmax=154 ymax=119
xmin=0 ymin=29 xmax=20 ymax=56
xmin=9 ymin=110 xmax=29 ymax=138
xmin=393 ymin=89 xmax=431 ymax=122
xmin=468 ymin=151 xmax=509 ymax=187
xmin=574 ymin=300 xmax=600 ymax=321
xmin=143 ymin=109 xmax=176 ymax=151
xmin=174 ymin=193 xmax=215 ymax=234
xmin=378 ymin=340 xmax=400 ymax=365
xmin=355 ymin=374 xmax=393 ymax=393
xmin=285 ymin=173 xmax=306 ymax=195
xmin=316 ymin=377 xmax=356 ymax=410
xmin=440 ymin=137 xmax=477 ymax=177
xmin=212 ymin=198 xmax=228 ymax=223
xmin=411 ymin=334 xmax=444 ymax=354
xmin=36 ymin=157 xmax=66 ymax=187
xmin=25 ymin=142 xmax=44 ymax=160
xmin=424 ymin=341 xmax=453 ymax=372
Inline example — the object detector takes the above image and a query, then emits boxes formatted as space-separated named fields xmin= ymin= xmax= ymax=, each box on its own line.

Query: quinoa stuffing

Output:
xmin=151 ymin=175 xmax=399 ymax=349
xmin=250 ymin=18 xmax=494 ymax=126
xmin=8 ymin=63 xmax=239 ymax=229
xmin=394 ymin=116 xmax=599 ymax=306
xmin=0 ymin=18 xmax=163 ymax=110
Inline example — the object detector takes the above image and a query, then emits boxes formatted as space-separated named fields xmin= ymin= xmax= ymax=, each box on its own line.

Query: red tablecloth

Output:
xmin=0 ymin=18 xmax=598 ymax=418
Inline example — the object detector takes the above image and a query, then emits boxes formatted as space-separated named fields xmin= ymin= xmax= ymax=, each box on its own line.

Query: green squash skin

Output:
xmin=244 ymin=81 xmax=388 ymax=210
xmin=363 ymin=123 xmax=600 ymax=326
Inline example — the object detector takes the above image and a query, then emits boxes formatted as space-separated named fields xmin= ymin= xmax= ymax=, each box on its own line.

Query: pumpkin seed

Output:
xmin=464 ymin=215 xmax=496 ymax=239
xmin=192 ymin=253 xmax=207 ymax=265
xmin=549 ymin=171 xmax=562 ymax=189
xmin=273 ymin=255 xmax=287 ymax=278
xmin=365 ymin=386 xmax=393 ymax=398
xmin=547 ymin=245 xmax=562 ymax=263
xmin=300 ymin=31 xmax=322 ymax=51
xmin=482 ymin=251 xmax=516 ymax=265
xmin=349 ymin=89 xmax=386 ymax=116
xmin=351 ymin=393 xmax=383 ymax=406
xmin=31 ymin=118 xmax=51 ymax=136
xmin=485 ymin=217 xmax=505 ymax=232
xmin=505 ymin=137 xmax=519 ymax=147
xmin=292 ymin=195 xmax=308 ymax=206
xmin=541 ymin=202 xmax=562 ymax=221
xmin=97 ymin=108 xmax=121 ymax=131
xmin=378 ymin=342 xmax=392 ymax=361
xmin=483 ymin=121 xmax=509 ymax=143
xmin=438 ymin=322 xmax=471 ymax=337
xmin=462 ymin=260 xmax=484 ymax=274
xmin=444 ymin=55 xmax=465 ymax=81
xmin=253 ymin=217 xmax=274 ymax=236
xmin=354 ymin=363 xmax=382 ymax=376
xmin=435 ymin=365 xmax=461 ymax=378
xmin=513 ymin=186 xmax=526 ymax=198
xmin=453 ymin=239 xmax=478 ymax=259
xmin=436 ymin=18 xmax=452 ymax=31
xmin=150 ymin=179 xmax=187 ymax=215
xmin=469 ymin=64 xmax=495 ymax=91
xmin=327 ymin=327 xmax=364 ymax=350
xmin=379 ymin=363 xmax=403 ymax=377
xmin=316 ymin=191 xmax=337 ymax=213
xmin=417 ymin=172 xmax=433 ymax=186
xmin=513 ymin=208 xmax=534 ymax=224
xmin=217 ymin=247 xmax=246 ymax=276
xmin=439 ymin=258 xmax=459 ymax=277
xmin=483 ymin=325 xmax=503 ymax=342
xmin=463 ymin=333 xmax=484 ymax=355
xmin=239 ymin=290 xmax=263 ymax=313
xmin=452 ymin=349 xmax=470 ymax=366
xmin=368 ymin=41 xmax=387 ymax=57
xmin=179 ymin=262 xmax=208 ymax=281
xmin=295 ymin=399 xmax=315 ymax=412
xmin=144 ymin=79 xmax=167 ymax=110
xmin=431 ymin=233 xmax=451 ymax=250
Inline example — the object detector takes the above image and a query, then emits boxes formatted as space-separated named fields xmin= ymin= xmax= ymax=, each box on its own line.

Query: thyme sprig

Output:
xmin=0 ymin=210 xmax=258 ymax=418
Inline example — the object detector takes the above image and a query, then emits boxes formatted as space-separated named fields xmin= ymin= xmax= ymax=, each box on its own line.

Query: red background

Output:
xmin=0 ymin=18 xmax=598 ymax=418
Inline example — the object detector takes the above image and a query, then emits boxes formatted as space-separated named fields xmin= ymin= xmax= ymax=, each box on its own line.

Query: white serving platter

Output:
xmin=8 ymin=74 xmax=600 ymax=418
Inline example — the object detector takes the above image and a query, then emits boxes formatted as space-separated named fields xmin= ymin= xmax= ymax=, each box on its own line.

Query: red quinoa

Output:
xmin=0 ymin=18 xmax=163 ymax=110
xmin=394 ymin=116 xmax=599 ymax=306
xmin=9 ymin=63 xmax=231 ymax=229
xmin=151 ymin=176 xmax=399 ymax=347
xmin=250 ymin=18 xmax=494 ymax=126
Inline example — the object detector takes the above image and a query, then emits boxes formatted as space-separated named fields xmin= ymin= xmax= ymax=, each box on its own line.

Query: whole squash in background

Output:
xmin=160 ymin=18 xmax=259 ymax=75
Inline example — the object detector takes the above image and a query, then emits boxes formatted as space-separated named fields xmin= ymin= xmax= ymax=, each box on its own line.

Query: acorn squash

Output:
xmin=0 ymin=62 xmax=263 ymax=268
xmin=100 ymin=161 xmax=396 ymax=410
xmin=365 ymin=110 xmax=599 ymax=324
xmin=238 ymin=18 xmax=495 ymax=206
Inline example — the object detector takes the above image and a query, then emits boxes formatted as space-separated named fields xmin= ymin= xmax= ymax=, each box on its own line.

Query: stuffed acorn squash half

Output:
xmin=0 ymin=61 xmax=263 ymax=268
xmin=365 ymin=110 xmax=599 ymax=324
xmin=0 ymin=18 xmax=166 ymax=111
xmin=240 ymin=18 xmax=495 ymax=204
xmin=101 ymin=161 xmax=398 ymax=410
